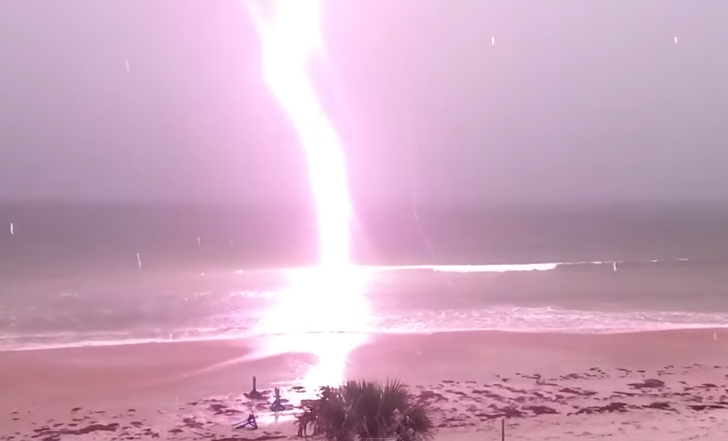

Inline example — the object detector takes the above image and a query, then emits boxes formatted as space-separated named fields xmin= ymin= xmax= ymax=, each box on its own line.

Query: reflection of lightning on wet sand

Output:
xmin=161 ymin=266 xmax=370 ymax=424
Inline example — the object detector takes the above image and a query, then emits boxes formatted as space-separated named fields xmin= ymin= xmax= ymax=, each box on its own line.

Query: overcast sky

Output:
xmin=0 ymin=0 xmax=726 ymax=206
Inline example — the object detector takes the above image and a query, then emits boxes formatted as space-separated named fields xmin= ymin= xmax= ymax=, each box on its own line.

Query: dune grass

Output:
xmin=296 ymin=379 xmax=434 ymax=441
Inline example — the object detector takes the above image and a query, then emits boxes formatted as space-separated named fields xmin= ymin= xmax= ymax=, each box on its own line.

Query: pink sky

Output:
xmin=0 ymin=0 xmax=727 ymax=205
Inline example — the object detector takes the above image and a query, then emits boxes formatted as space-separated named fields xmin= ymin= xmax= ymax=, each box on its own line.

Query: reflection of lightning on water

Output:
xmin=407 ymin=118 xmax=435 ymax=261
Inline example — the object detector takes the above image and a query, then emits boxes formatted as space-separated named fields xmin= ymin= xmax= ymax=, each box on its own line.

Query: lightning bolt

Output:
xmin=248 ymin=1 xmax=370 ymax=388
xmin=249 ymin=0 xmax=351 ymax=270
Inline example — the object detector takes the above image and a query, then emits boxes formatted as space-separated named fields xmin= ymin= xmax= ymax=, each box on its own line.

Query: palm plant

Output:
xmin=296 ymin=379 xmax=433 ymax=441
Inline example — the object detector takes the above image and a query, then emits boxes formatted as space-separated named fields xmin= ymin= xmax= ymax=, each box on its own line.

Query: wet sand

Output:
xmin=3 ymin=328 xmax=728 ymax=440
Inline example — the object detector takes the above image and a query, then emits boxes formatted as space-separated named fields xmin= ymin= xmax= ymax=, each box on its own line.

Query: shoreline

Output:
xmin=4 ymin=328 xmax=728 ymax=440
xmin=4 ymin=324 xmax=728 ymax=354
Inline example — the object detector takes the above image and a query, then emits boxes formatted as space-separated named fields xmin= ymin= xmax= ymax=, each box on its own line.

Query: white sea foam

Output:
xmin=2 ymin=259 xmax=727 ymax=352
xmin=3 ymin=305 xmax=728 ymax=352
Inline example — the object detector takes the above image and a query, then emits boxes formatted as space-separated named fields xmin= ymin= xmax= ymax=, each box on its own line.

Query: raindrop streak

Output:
xmin=9 ymin=222 xmax=13 ymax=236
xmin=136 ymin=252 xmax=142 ymax=270
xmin=407 ymin=115 xmax=434 ymax=261
xmin=125 ymin=59 xmax=130 ymax=74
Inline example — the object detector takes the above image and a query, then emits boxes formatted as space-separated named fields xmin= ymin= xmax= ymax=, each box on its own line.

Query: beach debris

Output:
xmin=523 ymin=405 xmax=559 ymax=415
xmin=270 ymin=388 xmax=285 ymax=412
xmin=181 ymin=417 xmax=204 ymax=430
xmin=571 ymin=402 xmax=629 ymax=415
xmin=645 ymin=401 xmax=674 ymax=411
xmin=612 ymin=390 xmax=639 ymax=397
xmin=418 ymin=390 xmax=447 ymax=402
xmin=628 ymin=378 xmax=665 ymax=389
xmin=233 ymin=412 xmax=258 ymax=430
xmin=31 ymin=422 xmax=121 ymax=440
xmin=688 ymin=403 xmax=728 ymax=411
xmin=558 ymin=386 xmax=597 ymax=396
xmin=209 ymin=401 xmax=243 ymax=416
xmin=246 ymin=376 xmax=264 ymax=400
xmin=493 ymin=405 xmax=526 ymax=418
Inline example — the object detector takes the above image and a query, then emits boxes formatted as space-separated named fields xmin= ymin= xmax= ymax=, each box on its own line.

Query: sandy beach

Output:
xmin=4 ymin=328 xmax=728 ymax=440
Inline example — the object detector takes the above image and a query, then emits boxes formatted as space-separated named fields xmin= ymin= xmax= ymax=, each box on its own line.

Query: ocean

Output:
xmin=2 ymin=202 xmax=728 ymax=351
